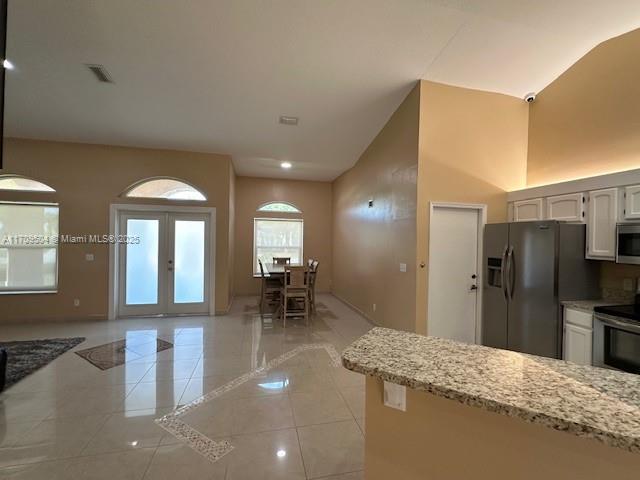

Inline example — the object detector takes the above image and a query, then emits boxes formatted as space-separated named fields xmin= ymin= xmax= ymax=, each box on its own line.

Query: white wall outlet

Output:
xmin=73 ymin=298 xmax=80 ymax=307
xmin=85 ymin=253 xmax=95 ymax=262
xmin=383 ymin=381 xmax=406 ymax=411
xmin=372 ymin=303 xmax=376 ymax=312
xmin=399 ymin=263 xmax=407 ymax=273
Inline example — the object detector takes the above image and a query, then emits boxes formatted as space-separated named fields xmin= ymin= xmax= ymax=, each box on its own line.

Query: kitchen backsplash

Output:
xmin=600 ymin=262 xmax=640 ymax=302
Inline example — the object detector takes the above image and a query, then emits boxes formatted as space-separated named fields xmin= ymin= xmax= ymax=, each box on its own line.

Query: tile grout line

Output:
xmin=286 ymin=376 xmax=310 ymax=480
xmin=313 ymin=469 xmax=365 ymax=479
xmin=292 ymin=410 xmax=310 ymax=480
xmin=76 ymin=413 xmax=112 ymax=457
xmin=155 ymin=343 xmax=341 ymax=464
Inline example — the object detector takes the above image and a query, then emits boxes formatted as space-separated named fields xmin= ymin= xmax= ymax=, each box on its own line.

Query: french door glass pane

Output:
xmin=174 ymin=220 xmax=205 ymax=303
xmin=126 ymin=219 xmax=159 ymax=305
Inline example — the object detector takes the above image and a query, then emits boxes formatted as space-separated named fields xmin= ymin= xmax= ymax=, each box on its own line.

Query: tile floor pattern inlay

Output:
xmin=0 ymin=295 xmax=371 ymax=479
xmin=155 ymin=343 xmax=342 ymax=463
xmin=75 ymin=338 xmax=174 ymax=370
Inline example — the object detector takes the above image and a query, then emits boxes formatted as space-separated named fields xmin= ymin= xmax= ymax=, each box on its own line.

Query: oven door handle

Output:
xmin=596 ymin=315 xmax=640 ymax=334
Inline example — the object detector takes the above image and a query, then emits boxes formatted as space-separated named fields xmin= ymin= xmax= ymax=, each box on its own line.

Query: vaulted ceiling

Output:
xmin=5 ymin=1 xmax=640 ymax=180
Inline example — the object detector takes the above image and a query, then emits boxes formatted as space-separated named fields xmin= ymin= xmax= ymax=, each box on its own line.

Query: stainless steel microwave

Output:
xmin=616 ymin=223 xmax=640 ymax=265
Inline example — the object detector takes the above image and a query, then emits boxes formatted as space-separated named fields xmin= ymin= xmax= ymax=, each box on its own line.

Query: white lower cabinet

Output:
xmin=563 ymin=308 xmax=593 ymax=366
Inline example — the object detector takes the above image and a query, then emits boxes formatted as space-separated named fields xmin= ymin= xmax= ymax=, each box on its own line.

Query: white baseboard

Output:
xmin=330 ymin=292 xmax=378 ymax=326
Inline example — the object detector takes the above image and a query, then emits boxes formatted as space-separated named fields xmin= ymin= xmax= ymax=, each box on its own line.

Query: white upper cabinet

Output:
xmin=513 ymin=198 xmax=543 ymax=222
xmin=586 ymin=188 xmax=618 ymax=260
xmin=546 ymin=193 xmax=585 ymax=222
xmin=624 ymin=185 xmax=640 ymax=220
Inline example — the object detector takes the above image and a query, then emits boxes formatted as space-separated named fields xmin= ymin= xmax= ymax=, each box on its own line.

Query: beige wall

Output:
xmin=0 ymin=138 xmax=234 ymax=321
xmin=332 ymin=84 xmax=420 ymax=331
xmin=364 ymin=377 xmax=640 ymax=480
xmin=233 ymin=176 xmax=332 ymax=296
xmin=416 ymin=80 xmax=529 ymax=333
xmin=528 ymin=28 xmax=640 ymax=186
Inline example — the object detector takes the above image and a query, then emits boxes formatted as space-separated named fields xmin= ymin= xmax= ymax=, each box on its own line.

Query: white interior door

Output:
xmin=118 ymin=211 xmax=210 ymax=316
xmin=427 ymin=205 xmax=482 ymax=344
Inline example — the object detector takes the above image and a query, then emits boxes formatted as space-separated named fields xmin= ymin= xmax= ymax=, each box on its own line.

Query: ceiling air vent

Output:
xmin=279 ymin=115 xmax=299 ymax=126
xmin=86 ymin=64 xmax=114 ymax=83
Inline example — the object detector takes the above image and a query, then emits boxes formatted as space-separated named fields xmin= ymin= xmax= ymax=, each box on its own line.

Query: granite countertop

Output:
xmin=562 ymin=299 xmax=627 ymax=313
xmin=342 ymin=327 xmax=640 ymax=454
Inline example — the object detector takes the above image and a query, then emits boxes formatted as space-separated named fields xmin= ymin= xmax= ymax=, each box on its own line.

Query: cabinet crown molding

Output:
xmin=508 ymin=168 xmax=640 ymax=202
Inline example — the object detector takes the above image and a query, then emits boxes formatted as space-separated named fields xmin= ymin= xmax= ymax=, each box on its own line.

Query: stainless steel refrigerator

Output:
xmin=482 ymin=221 xmax=599 ymax=359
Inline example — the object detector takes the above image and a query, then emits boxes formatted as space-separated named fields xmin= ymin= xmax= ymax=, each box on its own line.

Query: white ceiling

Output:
xmin=5 ymin=1 xmax=640 ymax=181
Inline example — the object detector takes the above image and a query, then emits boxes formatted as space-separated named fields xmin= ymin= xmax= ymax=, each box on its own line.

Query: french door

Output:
xmin=118 ymin=211 xmax=210 ymax=316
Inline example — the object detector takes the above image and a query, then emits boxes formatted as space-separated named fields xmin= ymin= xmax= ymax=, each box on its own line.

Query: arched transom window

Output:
xmin=0 ymin=174 xmax=55 ymax=192
xmin=124 ymin=177 xmax=206 ymax=201
xmin=257 ymin=202 xmax=301 ymax=213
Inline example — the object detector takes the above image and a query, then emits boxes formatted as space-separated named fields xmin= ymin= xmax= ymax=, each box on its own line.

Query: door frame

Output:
xmin=108 ymin=203 xmax=216 ymax=320
xmin=427 ymin=202 xmax=487 ymax=343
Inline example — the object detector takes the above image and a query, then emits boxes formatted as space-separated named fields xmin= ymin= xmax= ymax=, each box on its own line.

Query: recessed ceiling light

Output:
xmin=276 ymin=449 xmax=287 ymax=458
xmin=279 ymin=116 xmax=299 ymax=126
xmin=281 ymin=161 xmax=292 ymax=169
xmin=3 ymin=59 xmax=14 ymax=70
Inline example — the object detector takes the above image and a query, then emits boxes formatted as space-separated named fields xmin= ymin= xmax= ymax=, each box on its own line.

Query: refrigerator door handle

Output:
xmin=506 ymin=245 xmax=515 ymax=300
xmin=501 ymin=245 xmax=509 ymax=301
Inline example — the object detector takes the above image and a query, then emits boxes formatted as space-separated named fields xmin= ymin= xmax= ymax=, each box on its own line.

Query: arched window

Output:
xmin=0 ymin=174 xmax=55 ymax=192
xmin=257 ymin=201 xmax=301 ymax=213
xmin=124 ymin=177 xmax=206 ymax=201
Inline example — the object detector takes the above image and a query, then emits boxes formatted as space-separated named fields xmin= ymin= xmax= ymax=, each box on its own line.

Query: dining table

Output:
xmin=253 ymin=262 xmax=303 ymax=278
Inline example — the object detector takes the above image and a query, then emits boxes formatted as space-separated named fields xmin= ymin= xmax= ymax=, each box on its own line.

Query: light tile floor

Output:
xmin=0 ymin=294 xmax=372 ymax=479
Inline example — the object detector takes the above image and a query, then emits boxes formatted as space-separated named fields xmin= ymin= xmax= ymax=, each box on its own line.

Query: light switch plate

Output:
xmin=399 ymin=263 xmax=407 ymax=273
xmin=383 ymin=381 xmax=406 ymax=411
xmin=85 ymin=253 xmax=95 ymax=262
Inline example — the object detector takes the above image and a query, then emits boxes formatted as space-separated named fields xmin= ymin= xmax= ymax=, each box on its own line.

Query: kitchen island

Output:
xmin=342 ymin=327 xmax=640 ymax=480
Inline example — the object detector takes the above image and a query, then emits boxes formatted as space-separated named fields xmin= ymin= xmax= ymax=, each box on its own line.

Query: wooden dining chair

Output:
xmin=308 ymin=260 xmax=319 ymax=313
xmin=258 ymin=259 xmax=282 ymax=313
xmin=281 ymin=266 xmax=309 ymax=327
xmin=273 ymin=257 xmax=291 ymax=265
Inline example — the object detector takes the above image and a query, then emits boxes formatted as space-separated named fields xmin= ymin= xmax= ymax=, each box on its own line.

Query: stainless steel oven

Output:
xmin=616 ymin=223 xmax=640 ymax=265
xmin=594 ymin=314 xmax=640 ymax=373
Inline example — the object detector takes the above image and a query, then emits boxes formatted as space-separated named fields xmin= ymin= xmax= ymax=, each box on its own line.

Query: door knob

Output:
xmin=470 ymin=285 xmax=478 ymax=291
xmin=471 ymin=274 xmax=477 ymax=279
